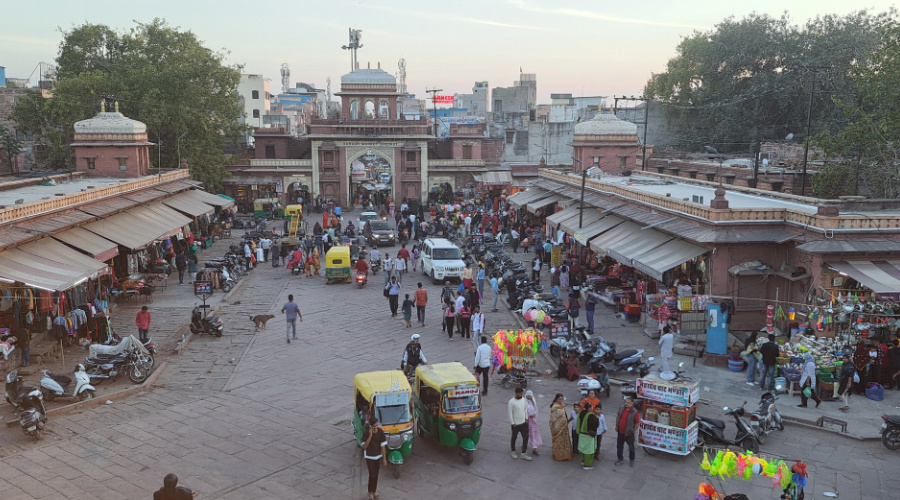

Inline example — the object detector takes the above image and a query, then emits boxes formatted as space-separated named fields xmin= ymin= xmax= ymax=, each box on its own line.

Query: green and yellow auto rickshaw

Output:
xmin=324 ymin=246 xmax=351 ymax=284
xmin=413 ymin=362 xmax=482 ymax=464
xmin=253 ymin=198 xmax=283 ymax=218
xmin=352 ymin=371 xmax=415 ymax=478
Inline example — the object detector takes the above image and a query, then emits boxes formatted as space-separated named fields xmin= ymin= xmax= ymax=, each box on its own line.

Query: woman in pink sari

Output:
xmin=525 ymin=390 xmax=543 ymax=455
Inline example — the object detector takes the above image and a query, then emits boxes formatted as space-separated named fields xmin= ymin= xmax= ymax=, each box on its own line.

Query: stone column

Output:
xmin=420 ymin=141 xmax=429 ymax=201
xmin=311 ymin=141 xmax=321 ymax=199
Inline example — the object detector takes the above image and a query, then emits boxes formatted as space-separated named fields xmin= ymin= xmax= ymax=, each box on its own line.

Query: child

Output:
xmin=570 ymin=402 xmax=582 ymax=453
xmin=313 ymin=251 xmax=321 ymax=275
xmin=402 ymin=294 xmax=414 ymax=328
xmin=593 ymin=403 xmax=608 ymax=460
xmin=304 ymin=255 xmax=313 ymax=277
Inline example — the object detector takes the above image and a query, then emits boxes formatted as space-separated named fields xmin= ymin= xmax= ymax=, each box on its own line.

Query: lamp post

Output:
xmin=572 ymin=156 xmax=587 ymax=228
xmin=157 ymin=132 xmax=163 ymax=181
xmin=704 ymin=145 xmax=723 ymax=184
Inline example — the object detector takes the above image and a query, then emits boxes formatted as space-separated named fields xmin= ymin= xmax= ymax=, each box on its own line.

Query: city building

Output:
xmin=70 ymin=102 xmax=155 ymax=178
xmin=454 ymin=81 xmax=489 ymax=118
xmin=570 ymin=112 xmax=642 ymax=174
xmin=492 ymin=73 xmax=536 ymax=118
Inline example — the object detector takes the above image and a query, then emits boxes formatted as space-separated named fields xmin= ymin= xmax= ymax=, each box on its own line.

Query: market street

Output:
xmin=0 ymin=235 xmax=898 ymax=499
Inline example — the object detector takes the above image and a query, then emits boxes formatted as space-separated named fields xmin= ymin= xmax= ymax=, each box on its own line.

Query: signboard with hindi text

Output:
xmin=638 ymin=420 xmax=697 ymax=455
xmin=636 ymin=374 xmax=700 ymax=407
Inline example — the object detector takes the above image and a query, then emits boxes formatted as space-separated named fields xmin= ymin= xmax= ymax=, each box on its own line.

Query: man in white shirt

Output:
xmin=508 ymin=387 xmax=531 ymax=460
xmin=244 ymin=242 xmax=252 ymax=268
xmin=474 ymin=335 xmax=492 ymax=395
xmin=383 ymin=254 xmax=395 ymax=286
xmin=394 ymin=254 xmax=406 ymax=283
xmin=510 ymin=228 xmax=520 ymax=252
xmin=464 ymin=215 xmax=472 ymax=237
xmin=471 ymin=306 xmax=485 ymax=349
xmin=260 ymin=237 xmax=272 ymax=262
xmin=658 ymin=325 xmax=675 ymax=373
xmin=454 ymin=291 xmax=466 ymax=335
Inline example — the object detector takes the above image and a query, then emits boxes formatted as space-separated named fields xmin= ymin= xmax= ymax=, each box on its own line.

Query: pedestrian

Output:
xmin=255 ymin=243 xmax=264 ymax=266
xmin=397 ymin=244 xmax=410 ymax=272
xmin=462 ymin=264 xmax=474 ymax=290
xmin=798 ymin=352 xmax=822 ymax=408
xmin=402 ymin=293 xmax=414 ymax=328
xmin=476 ymin=264 xmax=485 ymax=300
xmin=474 ymin=336 xmax=492 ymax=395
xmin=153 ymin=473 xmax=197 ymax=500
xmin=261 ymin=236 xmax=271 ymax=262
xmin=383 ymin=254 xmax=394 ymax=287
xmin=13 ymin=327 xmax=31 ymax=367
xmin=559 ymin=263 xmax=570 ymax=291
xmin=758 ymin=333 xmax=780 ymax=391
xmin=410 ymin=245 xmax=420 ymax=271
xmin=743 ymin=332 xmax=761 ymax=386
xmin=280 ymin=243 xmax=289 ymax=266
xmin=471 ymin=306 xmax=485 ymax=349
xmin=175 ymin=250 xmax=187 ymax=285
xmin=458 ymin=301 xmax=472 ymax=339
xmin=890 ymin=338 xmax=900 ymax=389
xmin=136 ymin=306 xmax=151 ymax=342
xmin=244 ymin=241 xmax=253 ymax=269
xmin=549 ymin=393 xmax=573 ymax=461
xmin=576 ymin=401 xmax=598 ymax=469
xmin=444 ymin=303 xmax=456 ymax=341
xmin=385 ymin=276 xmax=401 ymax=317
xmin=271 ymin=240 xmax=281 ymax=268
xmin=414 ymin=282 xmax=428 ymax=327
xmin=614 ymin=397 xmax=640 ymax=467
xmin=281 ymin=294 xmax=303 ymax=344
xmin=531 ymin=255 xmax=542 ymax=282
xmin=510 ymin=228 xmax=520 ymax=252
xmin=658 ymin=325 xmax=674 ymax=373
xmin=838 ymin=354 xmax=856 ymax=412
xmin=570 ymin=402 xmax=582 ymax=453
xmin=394 ymin=253 xmax=406 ymax=283
xmin=522 ymin=236 xmax=530 ymax=253
xmin=566 ymin=289 xmax=582 ymax=329
xmin=525 ymin=390 xmax=543 ymax=456
xmin=362 ymin=416 xmax=387 ymax=500
xmin=490 ymin=273 xmax=500 ymax=312
xmin=454 ymin=291 xmax=465 ymax=335
xmin=593 ymin=402 xmax=608 ymax=461
xmin=508 ymin=387 xmax=532 ymax=460
xmin=584 ymin=290 xmax=599 ymax=334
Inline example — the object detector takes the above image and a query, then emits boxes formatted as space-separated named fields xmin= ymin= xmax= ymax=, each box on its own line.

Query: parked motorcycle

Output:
xmin=191 ymin=305 xmax=224 ymax=337
xmin=696 ymin=401 xmax=760 ymax=453
xmin=40 ymin=365 xmax=96 ymax=402
xmin=18 ymin=386 xmax=48 ymax=441
xmin=881 ymin=415 xmax=900 ymax=450
xmin=749 ymin=392 xmax=783 ymax=444
xmin=597 ymin=349 xmax=650 ymax=377
xmin=5 ymin=369 xmax=27 ymax=408
xmin=83 ymin=349 xmax=151 ymax=384
xmin=356 ymin=271 xmax=368 ymax=288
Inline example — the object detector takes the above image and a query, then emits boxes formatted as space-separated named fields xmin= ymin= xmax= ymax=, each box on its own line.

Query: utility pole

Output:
xmin=177 ymin=131 xmax=189 ymax=169
xmin=799 ymin=67 xmax=829 ymax=196
xmin=157 ymin=133 xmax=162 ymax=181
xmin=614 ymin=95 xmax=650 ymax=171
xmin=572 ymin=157 xmax=587 ymax=228
xmin=426 ymin=88 xmax=442 ymax=138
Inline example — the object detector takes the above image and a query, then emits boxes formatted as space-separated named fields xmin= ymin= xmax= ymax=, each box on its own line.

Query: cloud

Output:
xmin=366 ymin=4 xmax=549 ymax=31
xmin=508 ymin=0 xmax=708 ymax=30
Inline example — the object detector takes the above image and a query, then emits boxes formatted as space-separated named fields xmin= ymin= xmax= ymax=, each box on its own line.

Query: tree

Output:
xmin=11 ymin=19 xmax=246 ymax=190
xmin=643 ymin=10 xmax=893 ymax=154
xmin=0 ymin=124 xmax=22 ymax=175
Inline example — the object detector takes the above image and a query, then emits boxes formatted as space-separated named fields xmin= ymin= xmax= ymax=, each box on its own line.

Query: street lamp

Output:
xmin=704 ymin=145 xmax=723 ymax=184
xmin=572 ymin=156 xmax=587 ymax=228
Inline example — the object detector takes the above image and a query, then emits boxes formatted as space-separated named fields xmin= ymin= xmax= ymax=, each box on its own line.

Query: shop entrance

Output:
xmin=351 ymin=150 xmax=393 ymax=210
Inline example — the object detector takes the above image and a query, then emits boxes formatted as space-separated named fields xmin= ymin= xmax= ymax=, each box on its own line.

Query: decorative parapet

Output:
xmin=429 ymin=159 xmax=486 ymax=167
xmin=249 ymin=159 xmax=313 ymax=167
xmin=0 ymin=170 xmax=189 ymax=225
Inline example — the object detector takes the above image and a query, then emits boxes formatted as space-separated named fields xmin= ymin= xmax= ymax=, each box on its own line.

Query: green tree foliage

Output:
xmin=11 ymin=19 xmax=245 ymax=190
xmin=0 ymin=124 xmax=23 ymax=174
xmin=644 ymin=10 xmax=893 ymax=154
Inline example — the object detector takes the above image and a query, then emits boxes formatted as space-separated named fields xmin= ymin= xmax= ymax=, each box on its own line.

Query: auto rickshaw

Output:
xmin=253 ymin=198 xmax=283 ymax=218
xmin=324 ymin=246 xmax=351 ymax=284
xmin=352 ymin=371 xmax=415 ymax=478
xmin=284 ymin=204 xmax=303 ymax=220
xmin=413 ymin=362 xmax=482 ymax=464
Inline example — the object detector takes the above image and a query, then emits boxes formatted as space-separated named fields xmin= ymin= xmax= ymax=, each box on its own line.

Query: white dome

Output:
xmin=340 ymin=68 xmax=397 ymax=86
xmin=574 ymin=113 xmax=637 ymax=136
xmin=74 ymin=112 xmax=146 ymax=135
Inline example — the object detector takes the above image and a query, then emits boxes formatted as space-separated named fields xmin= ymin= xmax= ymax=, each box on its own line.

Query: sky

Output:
xmin=2 ymin=0 xmax=897 ymax=106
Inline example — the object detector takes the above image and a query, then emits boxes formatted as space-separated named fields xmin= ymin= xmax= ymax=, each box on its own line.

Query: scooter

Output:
xmin=880 ymin=415 xmax=900 ymax=450
xmin=5 ymin=369 xmax=27 ymax=408
xmin=749 ymin=392 xmax=783 ymax=444
xmin=598 ymin=349 xmax=649 ymax=377
xmin=577 ymin=365 xmax=611 ymax=398
xmin=696 ymin=401 xmax=760 ymax=453
xmin=18 ymin=387 xmax=48 ymax=441
xmin=40 ymin=365 xmax=96 ymax=402
xmin=191 ymin=305 xmax=224 ymax=337
xmin=371 ymin=260 xmax=382 ymax=275
xmin=356 ymin=271 xmax=368 ymax=288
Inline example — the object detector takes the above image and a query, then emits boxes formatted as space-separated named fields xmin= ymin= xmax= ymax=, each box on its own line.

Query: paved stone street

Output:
xmin=0 ymin=234 xmax=898 ymax=499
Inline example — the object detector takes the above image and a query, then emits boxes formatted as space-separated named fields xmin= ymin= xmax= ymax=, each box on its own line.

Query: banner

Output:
xmin=432 ymin=95 xmax=454 ymax=104
xmin=636 ymin=375 xmax=700 ymax=407
xmin=638 ymin=420 xmax=697 ymax=455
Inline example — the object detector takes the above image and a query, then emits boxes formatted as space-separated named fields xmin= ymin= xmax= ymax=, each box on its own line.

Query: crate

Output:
xmin=624 ymin=304 xmax=641 ymax=316
xmin=642 ymin=401 xmax=696 ymax=429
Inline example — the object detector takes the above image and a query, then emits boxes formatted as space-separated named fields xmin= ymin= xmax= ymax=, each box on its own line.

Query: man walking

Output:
xmin=614 ymin=397 xmax=640 ymax=467
xmin=490 ymin=273 xmax=500 ymax=312
xmin=531 ymin=255 xmax=542 ymax=282
xmin=13 ymin=327 xmax=31 ymax=367
xmin=440 ymin=281 xmax=454 ymax=333
xmin=175 ymin=250 xmax=187 ymax=285
xmin=759 ymin=333 xmax=780 ymax=391
xmin=261 ymin=236 xmax=272 ymax=262
xmin=281 ymin=294 xmax=303 ymax=344
xmin=414 ymin=282 xmax=428 ymax=327
xmin=508 ymin=387 xmax=532 ymax=460
xmin=383 ymin=253 xmax=395 ymax=287
xmin=658 ymin=326 xmax=674 ymax=373
xmin=474 ymin=336 xmax=492 ymax=395
xmin=385 ymin=276 xmax=401 ymax=317
xmin=471 ymin=306 xmax=485 ymax=350
xmin=394 ymin=253 xmax=406 ymax=284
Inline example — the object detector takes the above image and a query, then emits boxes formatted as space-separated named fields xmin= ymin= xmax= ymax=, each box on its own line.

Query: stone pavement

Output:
xmin=0 ymin=226 xmax=897 ymax=499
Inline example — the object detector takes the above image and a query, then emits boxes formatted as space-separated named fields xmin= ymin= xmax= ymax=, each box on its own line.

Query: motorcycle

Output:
xmin=696 ymin=401 xmax=760 ymax=453
xmin=18 ymin=386 xmax=48 ymax=441
xmin=40 ymin=365 xmax=96 ymax=402
xmin=881 ymin=415 xmax=900 ymax=450
xmin=577 ymin=365 xmax=611 ymax=398
xmin=104 ymin=333 xmax=157 ymax=369
xmin=597 ymin=348 xmax=648 ymax=376
xmin=356 ymin=271 xmax=368 ymax=288
xmin=371 ymin=260 xmax=382 ymax=275
xmin=749 ymin=392 xmax=783 ymax=444
xmin=83 ymin=349 xmax=151 ymax=384
xmin=5 ymin=369 xmax=27 ymax=408
xmin=191 ymin=305 xmax=224 ymax=337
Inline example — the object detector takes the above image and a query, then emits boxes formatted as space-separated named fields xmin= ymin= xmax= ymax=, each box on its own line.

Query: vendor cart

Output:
xmin=636 ymin=374 xmax=700 ymax=456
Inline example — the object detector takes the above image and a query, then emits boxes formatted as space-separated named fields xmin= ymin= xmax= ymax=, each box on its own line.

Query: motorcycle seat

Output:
xmin=47 ymin=373 xmax=71 ymax=385
xmin=614 ymin=349 xmax=638 ymax=361
xmin=885 ymin=415 xmax=900 ymax=426
xmin=85 ymin=355 xmax=125 ymax=364
xmin=580 ymin=374 xmax=598 ymax=380
xmin=697 ymin=415 xmax=726 ymax=429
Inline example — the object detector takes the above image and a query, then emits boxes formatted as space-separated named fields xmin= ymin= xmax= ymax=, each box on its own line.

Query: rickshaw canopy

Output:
xmin=416 ymin=362 xmax=478 ymax=391
xmin=326 ymin=246 xmax=351 ymax=265
xmin=253 ymin=198 xmax=281 ymax=206
xmin=354 ymin=370 xmax=411 ymax=401
xmin=285 ymin=204 xmax=303 ymax=218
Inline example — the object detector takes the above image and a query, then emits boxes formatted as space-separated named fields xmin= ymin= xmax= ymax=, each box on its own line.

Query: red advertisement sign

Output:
xmin=432 ymin=95 xmax=454 ymax=104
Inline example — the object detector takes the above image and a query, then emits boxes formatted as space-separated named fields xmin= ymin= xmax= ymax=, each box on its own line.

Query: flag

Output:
xmin=520 ymin=66 xmax=522 ymax=73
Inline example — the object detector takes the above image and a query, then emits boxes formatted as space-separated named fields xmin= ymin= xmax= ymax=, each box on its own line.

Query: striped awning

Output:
xmin=826 ymin=260 xmax=900 ymax=297
xmin=0 ymin=238 xmax=108 ymax=291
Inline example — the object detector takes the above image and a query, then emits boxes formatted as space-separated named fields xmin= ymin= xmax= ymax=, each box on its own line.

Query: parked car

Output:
xmin=364 ymin=220 xmax=396 ymax=247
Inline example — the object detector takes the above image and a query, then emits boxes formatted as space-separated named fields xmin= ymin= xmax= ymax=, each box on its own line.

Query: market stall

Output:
xmin=636 ymin=374 xmax=700 ymax=456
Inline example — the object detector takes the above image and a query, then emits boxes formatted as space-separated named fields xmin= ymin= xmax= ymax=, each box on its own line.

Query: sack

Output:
xmin=383 ymin=286 xmax=390 ymax=298
xmin=852 ymin=371 xmax=860 ymax=384
xmin=866 ymin=382 xmax=885 ymax=401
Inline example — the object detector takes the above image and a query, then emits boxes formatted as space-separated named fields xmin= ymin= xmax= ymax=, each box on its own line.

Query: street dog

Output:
xmin=250 ymin=314 xmax=276 ymax=331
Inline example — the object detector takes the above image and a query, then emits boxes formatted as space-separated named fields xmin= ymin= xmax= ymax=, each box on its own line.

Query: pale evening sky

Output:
xmin=1 ymin=0 xmax=896 ymax=106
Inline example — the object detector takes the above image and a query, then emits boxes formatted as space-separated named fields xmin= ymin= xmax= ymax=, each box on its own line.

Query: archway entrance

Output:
xmin=350 ymin=150 xmax=392 ymax=210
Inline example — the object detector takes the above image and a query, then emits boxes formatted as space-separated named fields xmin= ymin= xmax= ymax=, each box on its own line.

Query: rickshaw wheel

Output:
xmin=391 ymin=462 xmax=401 ymax=478
xmin=462 ymin=449 xmax=474 ymax=465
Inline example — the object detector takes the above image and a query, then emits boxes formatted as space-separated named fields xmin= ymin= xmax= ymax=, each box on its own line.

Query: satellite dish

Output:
xmin=785 ymin=133 xmax=794 ymax=141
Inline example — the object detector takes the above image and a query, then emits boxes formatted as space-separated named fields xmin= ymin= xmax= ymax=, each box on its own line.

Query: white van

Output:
xmin=421 ymin=238 xmax=465 ymax=284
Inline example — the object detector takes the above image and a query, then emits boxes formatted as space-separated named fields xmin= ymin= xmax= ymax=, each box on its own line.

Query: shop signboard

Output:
xmin=636 ymin=375 xmax=700 ymax=407
xmin=470 ymin=234 xmax=484 ymax=245
xmin=194 ymin=281 xmax=213 ymax=300
xmin=549 ymin=321 xmax=570 ymax=339
xmin=551 ymin=246 xmax=562 ymax=267
xmin=638 ymin=420 xmax=698 ymax=455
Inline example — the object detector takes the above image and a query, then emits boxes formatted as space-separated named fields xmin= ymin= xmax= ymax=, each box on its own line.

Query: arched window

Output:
xmin=379 ymin=100 xmax=389 ymax=119
xmin=350 ymin=100 xmax=359 ymax=120
xmin=364 ymin=100 xmax=376 ymax=119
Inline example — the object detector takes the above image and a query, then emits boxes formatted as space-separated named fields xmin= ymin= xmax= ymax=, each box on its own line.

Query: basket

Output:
xmin=644 ymin=408 xmax=658 ymax=422
xmin=643 ymin=401 xmax=696 ymax=429
xmin=727 ymin=358 xmax=745 ymax=372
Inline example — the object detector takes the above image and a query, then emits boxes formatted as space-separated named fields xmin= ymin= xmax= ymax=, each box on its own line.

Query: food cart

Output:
xmin=636 ymin=374 xmax=700 ymax=456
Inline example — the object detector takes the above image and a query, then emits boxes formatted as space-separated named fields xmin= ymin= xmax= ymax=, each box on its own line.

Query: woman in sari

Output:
xmin=525 ymin=390 xmax=543 ymax=456
xmin=549 ymin=393 xmax=573 ymax=461
xmin=577 ymin=402 xmax=599 ymax=469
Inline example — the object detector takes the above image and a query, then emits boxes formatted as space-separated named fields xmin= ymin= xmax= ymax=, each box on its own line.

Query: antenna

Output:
xmin=280 ymin=63 xmax=290 ymax=94
xmin=341 ymin=28 xmax=363 ymax=71
xmin=326 ymin=77 xmax=332 ymax=102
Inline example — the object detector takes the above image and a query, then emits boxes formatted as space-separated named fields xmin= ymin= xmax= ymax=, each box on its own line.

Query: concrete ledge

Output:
xmin=46 ymin=361 xmax=169 ymax=417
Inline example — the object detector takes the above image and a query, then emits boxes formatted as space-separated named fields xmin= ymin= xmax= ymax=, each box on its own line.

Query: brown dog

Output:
xmin=250 ymin=314 xmax=276 ymax=331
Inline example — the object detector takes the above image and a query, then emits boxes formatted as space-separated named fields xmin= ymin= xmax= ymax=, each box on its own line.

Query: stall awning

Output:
xmin=507 ymin=188 xmax=549 ymax=208
xmin=632 ymin=239 xmax=709 ymax=281
xmin=0 ymin=238 xmax=108 ymax=291
xmin=83 ymin=205 xmax=191 ymax=251
xmin=546 ymin=206 xmax=583 ymax=226
xmin=481 ymin=171 xmax=513 ymax=185
xmin=561 ymin=209 xmax=610 ymax=239
xmin=130 ymin=205 xmax=192 ymax=238
xmin=826 ymin=260 xmax=900 ymax=295
xmin=161 ymin=191 xmax=216 ymax=217
xmin=186 ymin=189 xmax=235 ymax=209
xmin=571 ymin=215 xmax=625 ymax=246
xmin=589 ymin=222 xmax=643 ymax=256
xmin=608 ymin=229 xmax=673 ymax=266
xmin=526 ymin=194 xmax=563 ymax=214
xmin=53 ymin=227 xmax=119 ymax=262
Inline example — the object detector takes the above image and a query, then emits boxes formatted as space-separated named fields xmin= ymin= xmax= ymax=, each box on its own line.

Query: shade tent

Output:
xmin=184 ymin=189 xmax=235 ymax=210
xmin=826 ymin=260 xmax=900 ymax=296
xmin=0 ymin=238 xmax=108 ymax=291
xmin=633 ymin=239 xmax=708 ymax=281
xmin=526 ymin=194 xmax=563 ymax=214
xmin=82 ymin=205 xmax=191 ymax=251
xmin=161 ymin=191 xmax=216 ymax=217
xmin=607 ymin=229 xmax=673 ymax=266
xmin=507 ymin=188 xmax=550 ymax=208
xmin=560 ymin=209 xmax=609 ymax=239
xmin=53 ymin=227 xmax=119 ymax=262
xmin=545 ymin=206 xmax=584 ymax=226
xmin=480 ymin=171 xmax=513 ymax=185
xmin=589 ymin=221 xmax=643 ymax=256
xmin=571 ymin=215 xmax=625 ymax=246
